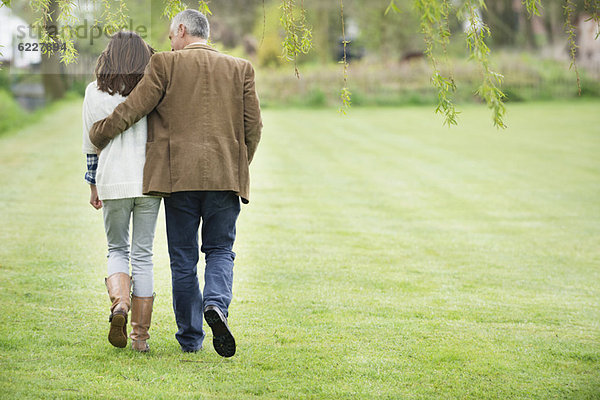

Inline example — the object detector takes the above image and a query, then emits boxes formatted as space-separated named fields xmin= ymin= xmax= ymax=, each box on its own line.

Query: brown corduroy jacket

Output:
xmin=89 ymin=43 xmax=262 ymax=204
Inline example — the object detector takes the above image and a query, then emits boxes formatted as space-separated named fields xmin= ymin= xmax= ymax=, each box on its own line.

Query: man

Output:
xmin=89 ymin=9 xmax=262 ymax=357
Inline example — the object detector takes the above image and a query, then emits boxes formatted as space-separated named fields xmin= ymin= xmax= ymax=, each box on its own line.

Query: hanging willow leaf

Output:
xmin=462 ymin=1 xmax=507 ymax=128
xmin=338 ymin=0 xmax=351 ymax=113
xmin=385 ymin=0 xmax=401 ymax=16
xmin=163 ymin=0 xmax=187 ymax=19
xmin=414 ymin=0 xmax=458 ymax=126
xmin=57 ymin=0 xmax=79 ymax=64
xmin=584 ymin=0 xmax=600 ymax=39
xmin=564 ymin=0 xmax=581 ymax=95
xmin=198 ymin=0 xmax=211 ymax=16
xmin=523 ymin=0 xmax=543 ymax=17
xmin=280 ymin=0 xmax=312 ymax=78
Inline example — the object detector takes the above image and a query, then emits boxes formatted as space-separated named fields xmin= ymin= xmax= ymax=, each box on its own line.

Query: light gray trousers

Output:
xmin=102 ymin=197 xmax=161 ymax=297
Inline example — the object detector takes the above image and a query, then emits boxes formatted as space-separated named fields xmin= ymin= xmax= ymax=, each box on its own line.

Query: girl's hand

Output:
xmin=89 ymin=185 xmax=102 ymax=209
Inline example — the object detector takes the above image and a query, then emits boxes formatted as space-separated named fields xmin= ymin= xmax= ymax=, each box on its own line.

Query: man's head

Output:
xmin=169 ymin=9 xmax=210 ymax=51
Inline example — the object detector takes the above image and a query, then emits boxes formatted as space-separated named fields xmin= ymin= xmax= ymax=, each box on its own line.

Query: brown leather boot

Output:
xmin=130 ymin=295 xmax=154 ymax=352
xmin=105 ymin=272 xmax=131 ymax=348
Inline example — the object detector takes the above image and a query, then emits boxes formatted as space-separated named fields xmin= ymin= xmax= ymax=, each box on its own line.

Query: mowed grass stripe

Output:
xmin=0 ymin=100 xmax=599 ymax=399
xmin=240 ymin=103 xmax=600 ymax=398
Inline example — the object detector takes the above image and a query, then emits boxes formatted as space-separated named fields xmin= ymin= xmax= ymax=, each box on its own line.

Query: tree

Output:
xmin=1 ymin=0 xmax=598 ymax=127
xmin=39 ymin=0 xmax=66 ymax=100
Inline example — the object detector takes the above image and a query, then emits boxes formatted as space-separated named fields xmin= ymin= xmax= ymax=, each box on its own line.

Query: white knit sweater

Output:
xmin=81 ymin=81 xmax=149 ymax=201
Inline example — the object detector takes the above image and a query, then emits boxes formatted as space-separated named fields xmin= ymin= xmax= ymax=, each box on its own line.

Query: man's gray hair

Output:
xmin=171 ymin=9 xmax=210 ymax=39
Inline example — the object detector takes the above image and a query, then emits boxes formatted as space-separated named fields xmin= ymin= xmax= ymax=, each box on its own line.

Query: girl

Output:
xmin=82 ymin=31 xmax=160 ymax=352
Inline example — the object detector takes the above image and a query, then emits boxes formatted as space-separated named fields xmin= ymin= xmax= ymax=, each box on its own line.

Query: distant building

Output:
xmin=0 ymin=6 xmax=41 ymax=69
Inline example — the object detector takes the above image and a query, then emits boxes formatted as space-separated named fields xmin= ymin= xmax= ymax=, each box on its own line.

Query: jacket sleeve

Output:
xmin=89 ymin=53 xmax=167 ymax=149
xmin=243 ymin=62 xmax=262 ymax=164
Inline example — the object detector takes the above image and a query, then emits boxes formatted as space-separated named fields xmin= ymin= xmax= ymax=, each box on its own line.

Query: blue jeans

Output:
xmin=164 ymin=191 xmax=240 ymax=352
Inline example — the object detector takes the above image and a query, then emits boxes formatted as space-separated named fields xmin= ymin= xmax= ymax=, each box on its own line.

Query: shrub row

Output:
xmin=256 ymin=54 xmax=600 ymax=108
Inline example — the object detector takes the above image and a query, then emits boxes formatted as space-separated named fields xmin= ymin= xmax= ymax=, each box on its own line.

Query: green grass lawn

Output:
xmin=0 ymin=100 xmax=599 ymax=399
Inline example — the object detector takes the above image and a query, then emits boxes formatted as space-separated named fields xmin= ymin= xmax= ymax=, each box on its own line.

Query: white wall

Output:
xmin=0 ymin=6 xmax=41 ymax=67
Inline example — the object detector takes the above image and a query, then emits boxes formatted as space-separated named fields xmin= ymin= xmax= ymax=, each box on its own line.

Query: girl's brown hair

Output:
xmin=95 ymin=31 xmax=155 ymax=97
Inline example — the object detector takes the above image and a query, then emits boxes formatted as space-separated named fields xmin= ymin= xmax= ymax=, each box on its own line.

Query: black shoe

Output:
xmin=204 ymin=305 xmax=236 ymax=357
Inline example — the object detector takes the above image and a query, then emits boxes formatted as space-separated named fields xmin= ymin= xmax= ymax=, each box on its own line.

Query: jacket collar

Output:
xmin=182 ymin=43 xmax=218 ymax=52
